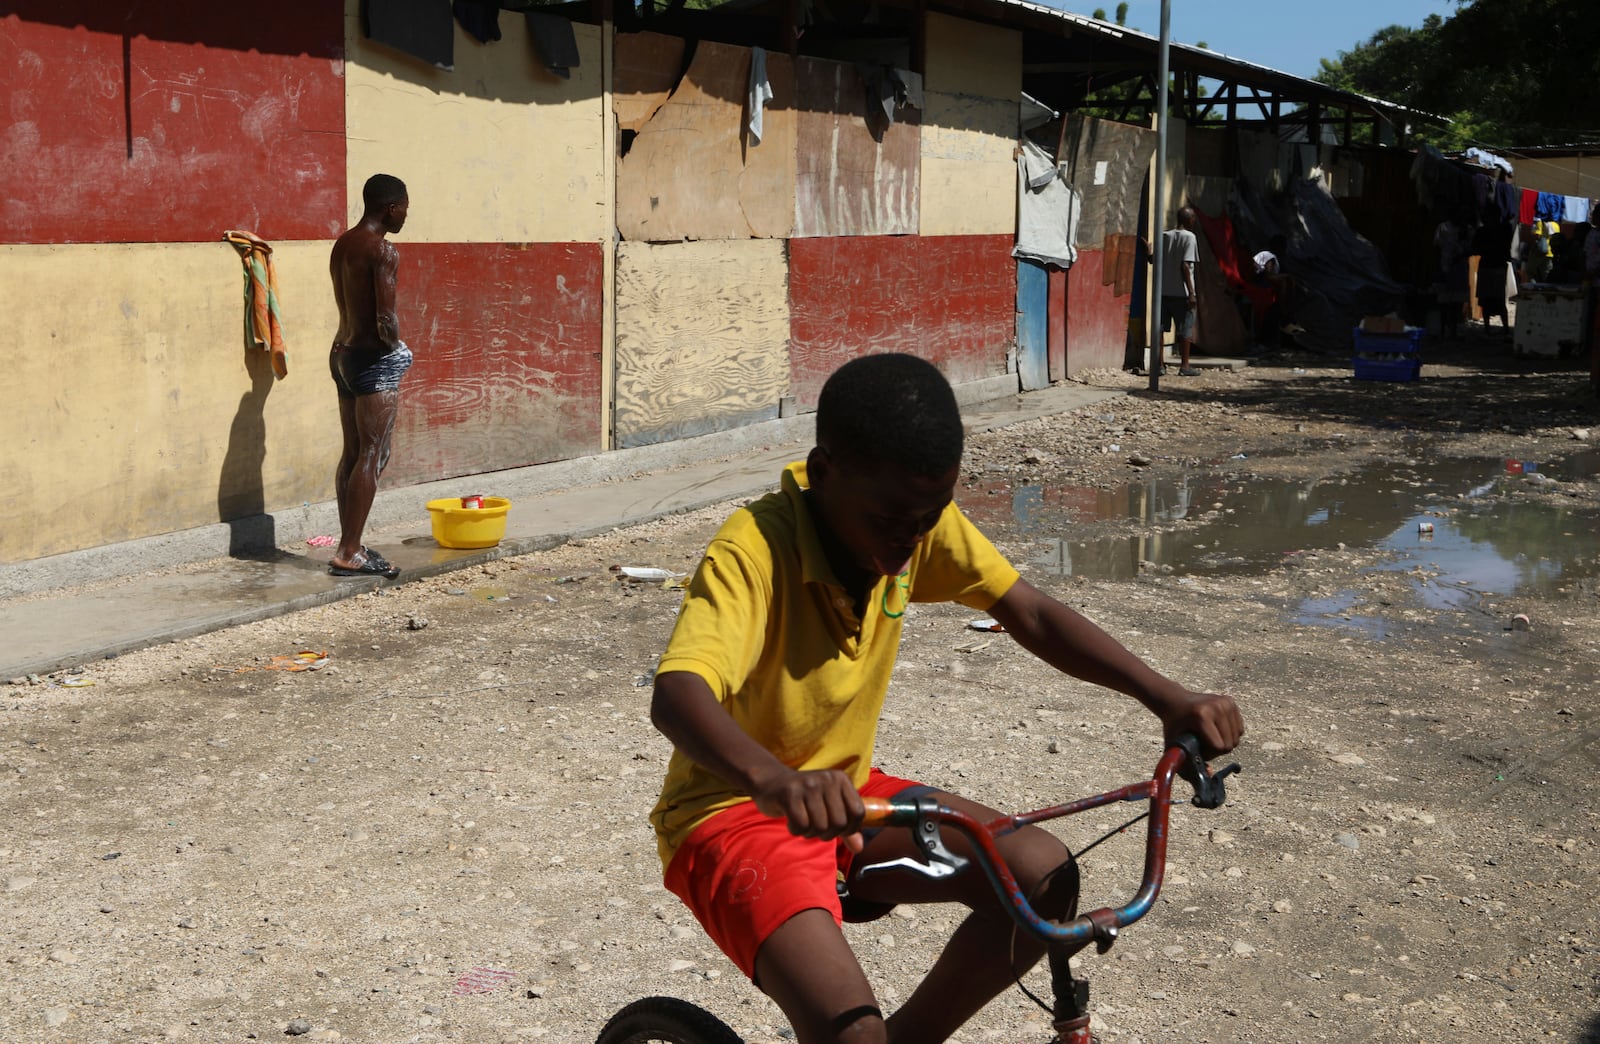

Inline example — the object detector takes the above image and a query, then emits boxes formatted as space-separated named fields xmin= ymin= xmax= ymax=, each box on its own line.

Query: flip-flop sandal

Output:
xmin=361 ymin=547 xmax=401 ymax=577
xmin=329 ymin=549 xmax=400 ymax=579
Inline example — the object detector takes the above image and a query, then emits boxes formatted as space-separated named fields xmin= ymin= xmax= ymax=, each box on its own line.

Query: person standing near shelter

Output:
xmin=648 ymin=353 xmax=1243 ymax=1041
xmin=326 ymin=174 xmax=412 ymax=579
xmin=1160 ymin=206 xmax=1201 ymax=376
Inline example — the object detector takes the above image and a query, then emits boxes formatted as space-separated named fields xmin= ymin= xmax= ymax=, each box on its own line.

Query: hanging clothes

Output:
xmin=1535 ymin=192 xmax=1564 ymax=221
xmin=1518 ymin=187 xmax=1538 ymax=225
xmin=1563 ymin=196 xmax=1590 ymax=223
xmin=1012 ymin=139 xmax=1080 ymax=269
xmin=222 ymin=230 xmax=289 ymax=380
xmin=747 ymin=47 xmax=774 ymax=146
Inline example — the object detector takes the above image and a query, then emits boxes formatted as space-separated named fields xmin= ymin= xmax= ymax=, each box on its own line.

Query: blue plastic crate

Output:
xmin=1352 ymin=327 xmax=1423 ymax=355
xmin=1352 ymin=355 xmax=1422 ymax=382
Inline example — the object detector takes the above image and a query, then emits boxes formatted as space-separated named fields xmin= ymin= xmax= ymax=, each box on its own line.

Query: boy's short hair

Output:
xmin=815 ymin=353 xmax=963 ymax=476
xmin=362 ymin=173 xmax=408 ymax=211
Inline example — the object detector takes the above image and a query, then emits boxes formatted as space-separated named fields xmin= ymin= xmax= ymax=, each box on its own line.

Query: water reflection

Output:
xmin=973 ymin=453 xmax=1599 ymax=598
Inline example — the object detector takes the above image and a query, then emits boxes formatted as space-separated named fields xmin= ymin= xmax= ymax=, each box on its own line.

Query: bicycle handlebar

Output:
xmin=858 ymin=735 xmax=1240 ymax=950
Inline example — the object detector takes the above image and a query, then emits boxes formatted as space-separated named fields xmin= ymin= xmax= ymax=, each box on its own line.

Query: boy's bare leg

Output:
xmin=754 ymin=910 xmax=887 ymax=1043
xmin=848 ymin=792 xmax=1078 ymax=1043
xmin=332 ymin=389 xmax=399 ymax=567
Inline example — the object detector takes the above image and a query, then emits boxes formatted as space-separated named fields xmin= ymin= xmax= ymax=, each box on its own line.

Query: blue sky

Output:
xmin=1048 ymin=1 xmax=1461 ymax=81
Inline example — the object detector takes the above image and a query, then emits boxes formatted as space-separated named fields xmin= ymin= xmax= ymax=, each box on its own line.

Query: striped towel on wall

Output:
xmin=222 ymin=230 xmax=288 ymax=380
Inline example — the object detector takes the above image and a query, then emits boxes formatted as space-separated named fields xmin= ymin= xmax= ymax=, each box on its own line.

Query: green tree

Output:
xmin=1315 ymin=1 xmax=1600 ymax=147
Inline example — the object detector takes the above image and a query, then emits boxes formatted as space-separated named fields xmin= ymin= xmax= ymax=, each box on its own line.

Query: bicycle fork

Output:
xmin=1047 ymin=939 xmax=1093 ymax=1043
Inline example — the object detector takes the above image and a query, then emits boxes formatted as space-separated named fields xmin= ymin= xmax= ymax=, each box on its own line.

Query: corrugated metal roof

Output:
xmin=966 ymin=0 xmax=1450 ymax=125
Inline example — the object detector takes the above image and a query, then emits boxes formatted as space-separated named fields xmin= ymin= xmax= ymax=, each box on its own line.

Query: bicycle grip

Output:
xmin=859 ymin=796 xmax=899 ymax=828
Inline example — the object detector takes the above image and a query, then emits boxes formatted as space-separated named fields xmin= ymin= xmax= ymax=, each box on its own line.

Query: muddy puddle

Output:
xmin=979 ymin=450 xmax=1600 ymax=636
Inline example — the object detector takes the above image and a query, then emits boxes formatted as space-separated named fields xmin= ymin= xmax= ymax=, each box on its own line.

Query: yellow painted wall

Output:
xmin=919 ymin=14 xmax=1021 ymax=237
xmin=0 ymin=243 xmax=342 ymax=563
xmin=613 ymin=240 xmax=790 ymax=448
xmin=344 ymin=9 xmax=609 ymax=244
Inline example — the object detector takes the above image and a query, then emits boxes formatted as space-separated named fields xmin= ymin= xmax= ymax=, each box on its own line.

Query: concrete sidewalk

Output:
xmin=0 ymin=381 xmax=1123 ymax=680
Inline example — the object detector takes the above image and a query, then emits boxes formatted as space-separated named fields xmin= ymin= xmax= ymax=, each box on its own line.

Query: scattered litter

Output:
xmin=1230 ymin=453 xmax=1248 ymax=460
xmin=215 ymin=650 xmax=329 ymax=674
xmin=451 ymin=966 xmax=516 ymax=997
xmin=967 ymin=618 xmax=1005 ymax=632
xmin=1417 ymin=521 xmax=1434 ymax=534
xmin=471 ymin=587 xmax=511 ymax=602
xmin=1510 ymin=614 xmax=1531 ymax=631
xmin=613 ymin=566 xmax=684 ymax=583
xmin=304 ymin=535 xmax=336 ymax=548
xmin=554 ymin=573 xmax=593 ymax=585
xmin=61 ymin=675 xmax=96 ymax=688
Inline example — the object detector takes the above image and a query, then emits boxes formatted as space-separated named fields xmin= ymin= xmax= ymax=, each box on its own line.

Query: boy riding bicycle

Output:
xmin=649 ymin=353 xmax=1244 ymax=1043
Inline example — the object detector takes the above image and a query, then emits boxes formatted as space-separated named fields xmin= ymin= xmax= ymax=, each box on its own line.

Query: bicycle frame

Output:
xmin=858 ymin=735 xmax=1238 ymax=1043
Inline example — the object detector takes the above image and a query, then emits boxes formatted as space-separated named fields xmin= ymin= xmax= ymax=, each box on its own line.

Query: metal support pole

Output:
xmin=1147 ymin=0 xmax=1170 ymax=391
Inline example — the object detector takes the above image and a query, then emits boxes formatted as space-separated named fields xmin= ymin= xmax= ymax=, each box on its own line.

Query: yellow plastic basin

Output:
xmin=426 ymin=496 xmax=511 ymax=549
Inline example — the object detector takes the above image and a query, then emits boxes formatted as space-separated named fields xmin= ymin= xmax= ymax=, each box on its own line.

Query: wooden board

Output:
xmin=614 ymin=31 xmax=687 ymax=133
xmin=793 ymin=56 xmax=920 ymax=238
xmin=919 ymin=92 xmax=1016 ymax=236
xmin=616 ymin=39 xmax=796 ymax=241
xmin=0 ymin=2 xmax=344 ymax=244
xmin=613 ymin=240 xmax=790 ymax=447
xmin=787 ymin=234 xmax=1013 ymax=409
xmin=386 ymin=242 xmax=605 ymax=485
xmin=1058 ymin=114 xmax=1157 ymax=247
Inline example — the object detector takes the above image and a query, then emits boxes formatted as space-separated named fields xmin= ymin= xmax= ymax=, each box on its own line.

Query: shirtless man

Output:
xmin=327 ymin=173 xmax=411 ymax=578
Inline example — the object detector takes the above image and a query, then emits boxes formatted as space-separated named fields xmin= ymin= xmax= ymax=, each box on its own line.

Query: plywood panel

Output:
xmin=787 ymin=235 xmax=1013 ymax=409
xmin=616 ymin=40 xmax=796 ymax=242
xmin=920 ymin=93 xmax=1015 ymax=236
xmin=794 ymin=57 xmax=919 ymax=238
xmin=613 ymin=241 xmax=790 ymax=447
xmin=614 ymin=31 xmax=686 ymax=132
xmin=346 ymin=14 xmax=609 ymax=244
xmin=0 ymin=3 xmax=344 ymax=244
xmin=923 ymin=12 xmax=1021 ymax=100
xmin=387 ymin=242 xmax=605 ymax=485
xmin=1058 ymin=114 xmax=1157 ymax=247
xmin=0 ymin=241 xmax=342 ymax=562
xmin=1065 ymin=248 xmax=1134 ymax=375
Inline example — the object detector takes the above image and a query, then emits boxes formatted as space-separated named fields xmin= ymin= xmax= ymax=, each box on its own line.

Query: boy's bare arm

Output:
xmin=986 ymin=579 xmax=1243 ymax=755
xmin=651 ymin=671 xmax=865 ymax=845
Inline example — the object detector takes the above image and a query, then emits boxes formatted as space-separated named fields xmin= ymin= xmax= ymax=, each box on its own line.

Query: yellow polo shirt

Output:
xmin=650 ymin=461 xmax=1020 ymax=868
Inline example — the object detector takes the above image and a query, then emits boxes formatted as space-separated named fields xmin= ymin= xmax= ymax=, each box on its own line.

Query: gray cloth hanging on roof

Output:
xmin=525 ymin=11 xmax=580 ymax=78
xmin=855 ymin=64 xmax=921 ymax=140
xmin=365 ymin=0 xmax=455 ymax=70
xmin=1014 ymin=139 xmax=1080 ymax=269
xmin=748 ymin=47 xmax=775 ymax=146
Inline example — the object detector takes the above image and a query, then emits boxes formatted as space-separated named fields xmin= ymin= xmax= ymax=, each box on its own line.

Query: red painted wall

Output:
xmin=0 ymin=2 xmax=344 ymax=244
xmin=1064 ymin=248 xmax=1133 ymax=375
xmin=788 ymin=234 xmax=1015 ymax=409
xmin=383 ymin=242 xmax=605 ymax=486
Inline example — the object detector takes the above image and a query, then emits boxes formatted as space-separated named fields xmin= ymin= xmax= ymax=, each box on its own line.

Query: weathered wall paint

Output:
xmin=1064 ymin=248 xmax=1133 ymax=375
xmin=384 ymin=242 xmax=605 ymax=485
xmin=787 ymin=235 xmax=1013 ymax=409
xmin=793 ymin=57 xmax=920 ymax=238
xmin=615 ymin=38 xmax=796 ymax=242
xmin=0 ymin=2 xmax=345 ymax=244
xmin=613 ymin=240 xmax=790 ymax=447
xmin=0 ymin=242 xmax=342 ymax=563
xmin=345 ymin=11 xmax=608 ymax=244
xmin=918 ymin=13 xmax=1020 ymax=237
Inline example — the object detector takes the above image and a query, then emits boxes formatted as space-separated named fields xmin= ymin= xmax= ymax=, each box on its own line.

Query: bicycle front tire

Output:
xmin=595 ymin=996 xmax=743 ymax=1044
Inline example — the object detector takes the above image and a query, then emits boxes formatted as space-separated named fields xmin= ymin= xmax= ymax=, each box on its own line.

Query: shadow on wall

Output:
xmin=216 ymin=346 xmax=277 ymax=558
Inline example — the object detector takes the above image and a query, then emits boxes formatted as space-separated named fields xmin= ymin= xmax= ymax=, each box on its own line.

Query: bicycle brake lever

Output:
xmin=852 ymin=796 xmax=969 ymax=880
xmin=1176 ymin=734 xmax=1242 ymax=810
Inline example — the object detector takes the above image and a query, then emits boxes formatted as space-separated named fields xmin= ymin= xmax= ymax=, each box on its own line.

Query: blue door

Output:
xmin=1016 ymin=258 xmax=1049 ymax=391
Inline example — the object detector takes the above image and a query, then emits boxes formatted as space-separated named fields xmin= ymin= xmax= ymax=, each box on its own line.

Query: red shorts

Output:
xmin=663 ymin=768 xmax=926 ymax=980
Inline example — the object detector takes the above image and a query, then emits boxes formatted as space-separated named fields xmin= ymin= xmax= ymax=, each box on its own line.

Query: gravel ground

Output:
xmin=4 ymin=339 xmax=1598 ymax=1043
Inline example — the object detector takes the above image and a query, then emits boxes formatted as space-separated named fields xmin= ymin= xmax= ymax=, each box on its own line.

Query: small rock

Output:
xmin=407 ymin=615 xmax=429 ymax=631
xmin=1272 ymin=900 xmax=1294 ymax=914
xmin=1128 ymin=453 xmax=1153 ymax=467
xmin=668 ymin=959 xmax=695 ymax=973
xmin=286 ymin=1018 xmax=313 ymax=1036
xmin=1208 ymin=829 xmax=1234 ymax=845
xmin=1335 ymin=833 xmax=1360 ymax=851
xmin=43 ymin=1007 xmax=69 ymax=1027
xmin=6 ymin=876 xmax=36 ymax=892
xmin=1231 ymin=940 xmax=1257 ymax=957
xmin=48 ymin=947 xmax=77 ymax=963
